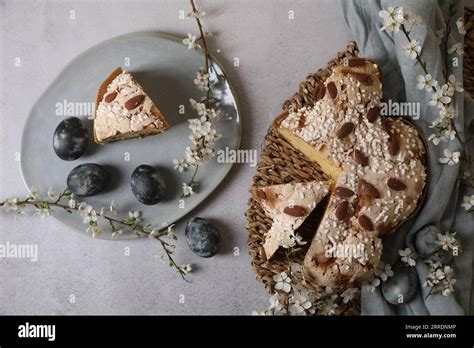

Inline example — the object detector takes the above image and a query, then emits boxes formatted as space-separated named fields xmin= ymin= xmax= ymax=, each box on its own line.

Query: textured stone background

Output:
xmin=0 ymin=0 xmax=425 ymax=314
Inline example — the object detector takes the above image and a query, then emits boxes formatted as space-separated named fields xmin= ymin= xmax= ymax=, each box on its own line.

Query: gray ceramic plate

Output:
xmin=20 ymin=32 xmax=241 ymax=240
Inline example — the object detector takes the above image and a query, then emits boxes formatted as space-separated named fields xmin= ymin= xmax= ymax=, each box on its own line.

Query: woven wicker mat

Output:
xmin=246 ymin=10 xmax=474 ymax=316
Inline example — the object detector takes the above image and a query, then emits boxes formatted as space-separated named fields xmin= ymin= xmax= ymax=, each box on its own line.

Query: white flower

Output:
xmin=447 ymin=42 xmax=464 ymax=55
xmin=77 ymin=202 xmax=87 ymax=212
xmin=379 ymin=6 xmax=405 ymax=32
xmin=82 ymin=205 xmax=98 ymax=224
xmin=68 ymin=197 xmax=76 ymax=209
xmin=3 ymin=198 xmax=19 ymax=212
xmin=403 ymin=39 xmax=421 ymax=59
xmin=111 ymin=229 xmax=122 ymax=238
xmin=273 ymin=272 xmax=291 ymax=293
xmin=428 ymin=88 xmax=451 ymax=108
xmin=379 ymin=6 xmax=404 ymax=23
xmin=28 ymin=186 xmax=40 ymax=200
xmin=47 ymin=188 xmax=60 ymax=201
xmin=447 ymin=74 xmax=464 ymax=93
xmin=294 ymin=233 xmax=307 ymax=246
xmin=35 ymin=207 xmax=50 ymax=219
xmin=416 ymin=74 xmax=438 ymax=91
xmin=173 ymin=159 xmax=188 ymax=172
xmin=128 ymin=210 xmax=141 ymax=222
xmin=268 ymin=293 xmax=285 ymax=312
xmin=398 ymin=248 xmax=416 ymax=266
xmin=362 ymin=277 xmax=381 ymax=292
xmin=251 ymin=310 xmax=268 ymax=316
xmin=341 ymin=288 xmax=358 ymax=304
xmin=381 ymin=20 xmax=401 ymax=33
xmin=206 ymin=108 xmax=219 ymax=119
xmin=441 ymin=83 xmax=455 ymax=97
xmin=194 ymin=69 xmax=209 ymax=91
xmin=461 ymin=195 xmax=474 ymax=211
xmin=439 ymin=105 xmax=456 ymax=119
xmin=182 ymin=183 xmax=194 ymax=197
xmin=184 ymin=147 xmax=200 ymax=166
xmin=189 ymin=98 xmax=207 ymax=116
xmin=289 ymin=292 xmax=312 ymax=315
xmin=188 ymin=117 xmax=212 ymax=138
xmin=182 ymin=264 xmax=193 ymax=274
xmin=87 ymin=225 xmax=102 ymax=238
xmin=436 ymin=231 xmax=460 ymax=252
xmin=321 ymin=299 xmax=339 ymax=316
xmin=442 ymin=276 xmax=456 ymax=296
xmin=439 ymin=149 xmax=460 ymax=166
xmin=187 ymin=9 xmax=205 ymax=19
xmin=182 ymin=33 xmax=200 ymax=50
xmin=442 ymin=128 xmax=456 ymax=142
xmin=278 ymin=231 xmax=296 ymax=249
xmin=428 ymin=133 xmax=442 ymax=146
xmin=375 ymin=261 xmax=394 ymax=281
xmin=423 ymin=261 xmax=445 ymax=287
xmin=456 ymin=17 xmax=466 ymax=35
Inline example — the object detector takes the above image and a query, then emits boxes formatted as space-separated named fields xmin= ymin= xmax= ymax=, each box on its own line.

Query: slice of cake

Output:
xmin=253 ymin=180 xmax=329 ymax=259
xmin=93 ymin=67 xmax=169 ymax=144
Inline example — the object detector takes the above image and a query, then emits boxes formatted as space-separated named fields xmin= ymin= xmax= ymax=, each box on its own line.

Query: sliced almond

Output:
xmin=335 ymin=201 xmax=350 ymax=221
xmin=314 ymin=85 xmax=326 ymax=102
xmin=358 ymin=215 xmax=374 ymax=231
xmin=359 ymin=179 xmax=380 ymax=199
xmin=125 ymin=94 xmax=145 ymax=110
xmin=283 ymin=205 xmax=307 ymax=217
xmin=335 ymin=186 xmax=355 ymax=198
xmin=348 ymin=58 xmax=366 ymax=67
xmin=367 ymin=106 xmax=380 ymax=123
xmin=388 ymin=135 xmax=400 ymax=156
xmin=387 ymin=178 xmax=407 ymax=191
xmin=104 ymin=92 xmax=118 ymax=103
xmin=336 ymin=122 xmax=354 ymax=139
xmin=382 ymin=118 xmax=393 ymax=133
xmin=349 ymin=72 xmax=372 ymax=84
xmin=327 ymin=82 xmax=337 ymax=99
xmin=354 ymin=149 xmax=369 ymax=167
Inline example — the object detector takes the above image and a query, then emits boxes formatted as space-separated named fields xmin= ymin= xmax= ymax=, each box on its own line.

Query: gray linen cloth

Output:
xmin=340 ymin=0 xmax=474 ymax=315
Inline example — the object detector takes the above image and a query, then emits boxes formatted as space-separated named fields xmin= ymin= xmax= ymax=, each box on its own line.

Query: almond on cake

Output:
xmin=93 ymin=67 xmax=169 ymax=144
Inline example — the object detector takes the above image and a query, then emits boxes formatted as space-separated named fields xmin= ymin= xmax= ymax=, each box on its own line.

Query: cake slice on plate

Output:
xmin=93 ymin=67 xmax=170 ymax=144
xmin=253 ymin=180 xmax=329 ymax=259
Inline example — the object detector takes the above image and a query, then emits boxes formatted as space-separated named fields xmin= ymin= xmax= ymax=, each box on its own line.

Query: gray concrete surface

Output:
xmin=0 ymin=0 xmax=356 ymax=314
